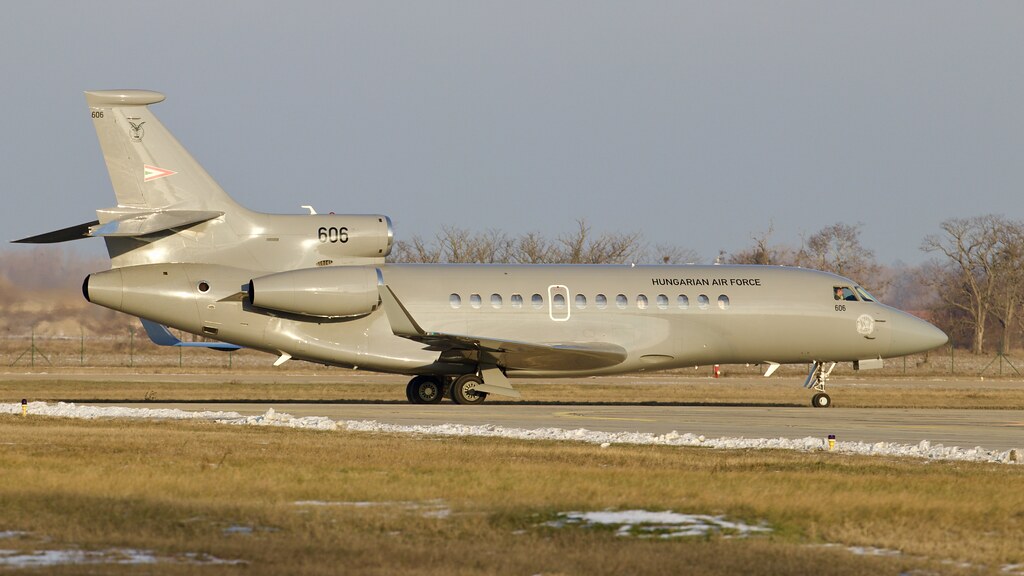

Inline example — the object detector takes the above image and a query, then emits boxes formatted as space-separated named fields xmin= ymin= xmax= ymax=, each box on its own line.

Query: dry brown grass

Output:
xmin=0 ymin=416 xmax=1021 ymax=574
xmin=1 ymin=373 xmax=1022 ymax=409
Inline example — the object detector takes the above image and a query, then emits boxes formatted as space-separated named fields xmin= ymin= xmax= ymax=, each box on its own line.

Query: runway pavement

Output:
xmin=116 ymin=402 xmax=1024 ymax=451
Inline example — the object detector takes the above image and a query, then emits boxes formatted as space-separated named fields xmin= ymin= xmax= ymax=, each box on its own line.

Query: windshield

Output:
xmin=855 ymin=286 xmax=876 ymax=302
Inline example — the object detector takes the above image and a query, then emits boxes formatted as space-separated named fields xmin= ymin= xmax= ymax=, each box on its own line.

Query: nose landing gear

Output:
xmin=804 ymin=361 xmax=836 ymax=408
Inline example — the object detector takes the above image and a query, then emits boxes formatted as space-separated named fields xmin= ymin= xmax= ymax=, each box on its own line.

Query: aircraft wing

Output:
xmin=378 ymin=285 xmax=627 ymax=371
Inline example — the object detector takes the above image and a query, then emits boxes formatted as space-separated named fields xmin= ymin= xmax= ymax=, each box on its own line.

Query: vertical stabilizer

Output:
xmin=85 ymin=90 xmax=242 ymax=213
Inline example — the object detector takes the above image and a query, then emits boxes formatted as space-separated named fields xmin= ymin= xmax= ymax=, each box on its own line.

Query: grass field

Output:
xmin=2 ymin=415 xmax=1022 ymax=575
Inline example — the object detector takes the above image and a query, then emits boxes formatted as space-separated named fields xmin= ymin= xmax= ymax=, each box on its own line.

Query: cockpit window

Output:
xmin=833 ymin=286 xmax=859 ymax=301
xmin=855 ymin=286 xmax=876 ymax=302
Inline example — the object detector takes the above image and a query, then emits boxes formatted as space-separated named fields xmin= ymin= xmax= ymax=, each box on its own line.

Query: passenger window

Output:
xmin=637 ymin=294 xmax=649 ymax=309
xmin=470 ymin=294 xmax=482 ymax=308
xmin=531 ymin=293 xmax=543 ymax=309
xmin=697 ymin=294 xmax=709 ymax=309
xmin=616 ymin=294 xmax=628 ymax=309
xmin=511 ymin=293 xmax=523 ymax=308
xmin=575 ymin=294 xmax=587 ymax=309
xmin=553 ymin=293 xmax=566 ymax=309
xmin=657 ymin=294 xmax=669 ymax=309
xmin=718 ymin=295 xmax=730 ymax=310
xmin=677 ymin=294 xmax=689 ymax=309
xmin=596 ymin=294 xmax=608 ymax=309
xmin=450 ymin=293 xmax=461 ymax=309
xmin=491 ymin=293 xmax=502 ymax=308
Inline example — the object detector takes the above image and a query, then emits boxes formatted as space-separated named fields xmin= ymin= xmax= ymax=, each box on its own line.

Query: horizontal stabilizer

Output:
xmin=12 ymin=210 xmax=222 ymax=244
xmin=92 ymin=210 xmax=223 ymax=237
xmin=12 ymin=220 xmax=100 ymax=244
xmin=140 ymin=318 xmax=241 ymax=351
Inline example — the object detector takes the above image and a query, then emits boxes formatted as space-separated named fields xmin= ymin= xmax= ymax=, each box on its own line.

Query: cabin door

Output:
xmin=548 ymin=284 xmax=570 ymax=322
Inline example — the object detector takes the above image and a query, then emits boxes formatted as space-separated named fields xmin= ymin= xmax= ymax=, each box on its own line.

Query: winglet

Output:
xmin=763 ymin=362 xmax=781 ymax=377
xmin=378 ymin=285 xmax=426 ymax=337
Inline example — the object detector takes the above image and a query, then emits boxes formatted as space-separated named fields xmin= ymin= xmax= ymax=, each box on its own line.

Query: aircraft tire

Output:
xmin=451 ymin=374 xmax=487 ymax=405
xmin=811 ymin=392 xmax=831 ymax=408
xmin=408 ymin=375 xmax=445 ymax=404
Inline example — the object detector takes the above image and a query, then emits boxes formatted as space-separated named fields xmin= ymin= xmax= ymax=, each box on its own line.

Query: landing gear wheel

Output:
xmin=450 ymin=374 xmax=487 ymax=405
xmin=811 ymin=392 xmax=831 ymax=408
xmin=407 ymin=375 xmax=445 ymax=404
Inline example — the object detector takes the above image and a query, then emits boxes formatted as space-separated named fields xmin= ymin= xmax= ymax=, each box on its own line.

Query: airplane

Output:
xmin=14 ymin=90 xmax=949 ymax=407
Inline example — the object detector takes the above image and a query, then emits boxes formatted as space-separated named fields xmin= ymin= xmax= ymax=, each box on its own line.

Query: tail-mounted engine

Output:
xmin=248 ymin=266 xmax=382 ymax=318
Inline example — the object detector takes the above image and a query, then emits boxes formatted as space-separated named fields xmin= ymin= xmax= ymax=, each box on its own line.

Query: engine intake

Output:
xmin=248 ymin=266 xmax=382 ymax=318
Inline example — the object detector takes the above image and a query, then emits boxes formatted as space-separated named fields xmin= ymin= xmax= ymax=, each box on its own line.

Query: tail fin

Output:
xmin=17 ymin=90 xmax=393 ymax=272
xmin=85 ymin=90 xmax=242 ymax=213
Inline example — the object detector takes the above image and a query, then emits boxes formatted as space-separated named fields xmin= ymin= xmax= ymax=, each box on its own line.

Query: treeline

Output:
xmin=388 ymin=220 xmax=699 ymax=265
xmin=388 ymin=216 xmax=1024 ymax=355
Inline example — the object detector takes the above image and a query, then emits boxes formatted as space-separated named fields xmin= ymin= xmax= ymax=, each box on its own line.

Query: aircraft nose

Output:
xmin=890 ymin=312 xmax=948 ymax=356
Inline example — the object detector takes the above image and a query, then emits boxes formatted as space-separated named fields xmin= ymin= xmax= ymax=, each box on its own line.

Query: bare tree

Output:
xmin=727 ymin=225 xmax=797 ymax=266
xmin=988 ymin=221 xmax=1024 ymax=352
xmin=921 ymin=215 xmax=1022 ymax=354
xmin=648 ymin=243 xmax=700 ymax=265
xmin=554 ymin=219 xmax=643 ymax=264
xmin=796 ymin=222 xmax=886 ymax=293
xmin=389 ymin=235 xmax=441 ymax=263
xmin=513 ymin=232 xmax=557 ymax=264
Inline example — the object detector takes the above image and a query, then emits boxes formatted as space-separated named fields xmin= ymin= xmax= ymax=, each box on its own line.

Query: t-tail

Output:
xmin=14 ymin=89 xmax=393 ymax=271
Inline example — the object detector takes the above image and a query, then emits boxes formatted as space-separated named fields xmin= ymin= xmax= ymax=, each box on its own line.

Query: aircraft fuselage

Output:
xmin=84 ymin=262 xmax=945 ymax=378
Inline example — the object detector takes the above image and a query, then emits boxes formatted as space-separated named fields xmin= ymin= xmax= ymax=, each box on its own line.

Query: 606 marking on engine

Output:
xmin=317 ymin=226 xmax=349 ymax=243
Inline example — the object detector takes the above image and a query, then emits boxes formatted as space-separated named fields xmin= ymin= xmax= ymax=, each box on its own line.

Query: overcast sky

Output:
xmin=2 ymin=1 xmax=1021 ymax=266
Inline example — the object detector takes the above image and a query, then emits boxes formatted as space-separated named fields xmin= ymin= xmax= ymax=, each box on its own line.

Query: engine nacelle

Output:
xmin=303 ymin=214 xmax=394 ymax=260
xmin=248 ymin=266 xmax=382 ymax=318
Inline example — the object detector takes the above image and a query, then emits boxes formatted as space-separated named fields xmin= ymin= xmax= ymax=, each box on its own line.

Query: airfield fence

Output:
xmin=1 ymin=329 xmax=1021 ymax=377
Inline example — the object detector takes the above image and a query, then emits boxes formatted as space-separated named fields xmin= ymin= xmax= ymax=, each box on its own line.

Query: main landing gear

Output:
xmin=405 ymin=375 xmax=446 ymax=404
xmin=405 ymin=374 xmax=488 ymax=405
xmin=804 ymin=361 xmax=836 ymax=408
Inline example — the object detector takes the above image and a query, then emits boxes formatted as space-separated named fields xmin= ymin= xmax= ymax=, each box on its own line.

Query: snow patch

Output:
xmin=340 ymin=419 xmax=1021 ymax=465
xmin=0 ymin=548 xmax=244 ymax=567
xmin=547 ymin=510 xmax=771 ymax=538
xmin=847 ymin=545 xmax=902 ymax=557
xmin=4 ymin=402 xmax=1020 ymax=464
xmin=294 ymin=499 xmax=451 ymax=518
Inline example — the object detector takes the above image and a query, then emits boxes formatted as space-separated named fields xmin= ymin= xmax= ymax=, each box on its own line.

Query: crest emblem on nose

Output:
xmin=857 ymin=314 xmax=875 ymax=336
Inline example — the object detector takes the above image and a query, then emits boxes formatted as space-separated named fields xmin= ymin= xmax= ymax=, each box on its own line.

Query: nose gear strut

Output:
xmin=803 ymin=361 xmax=836 ymax=408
